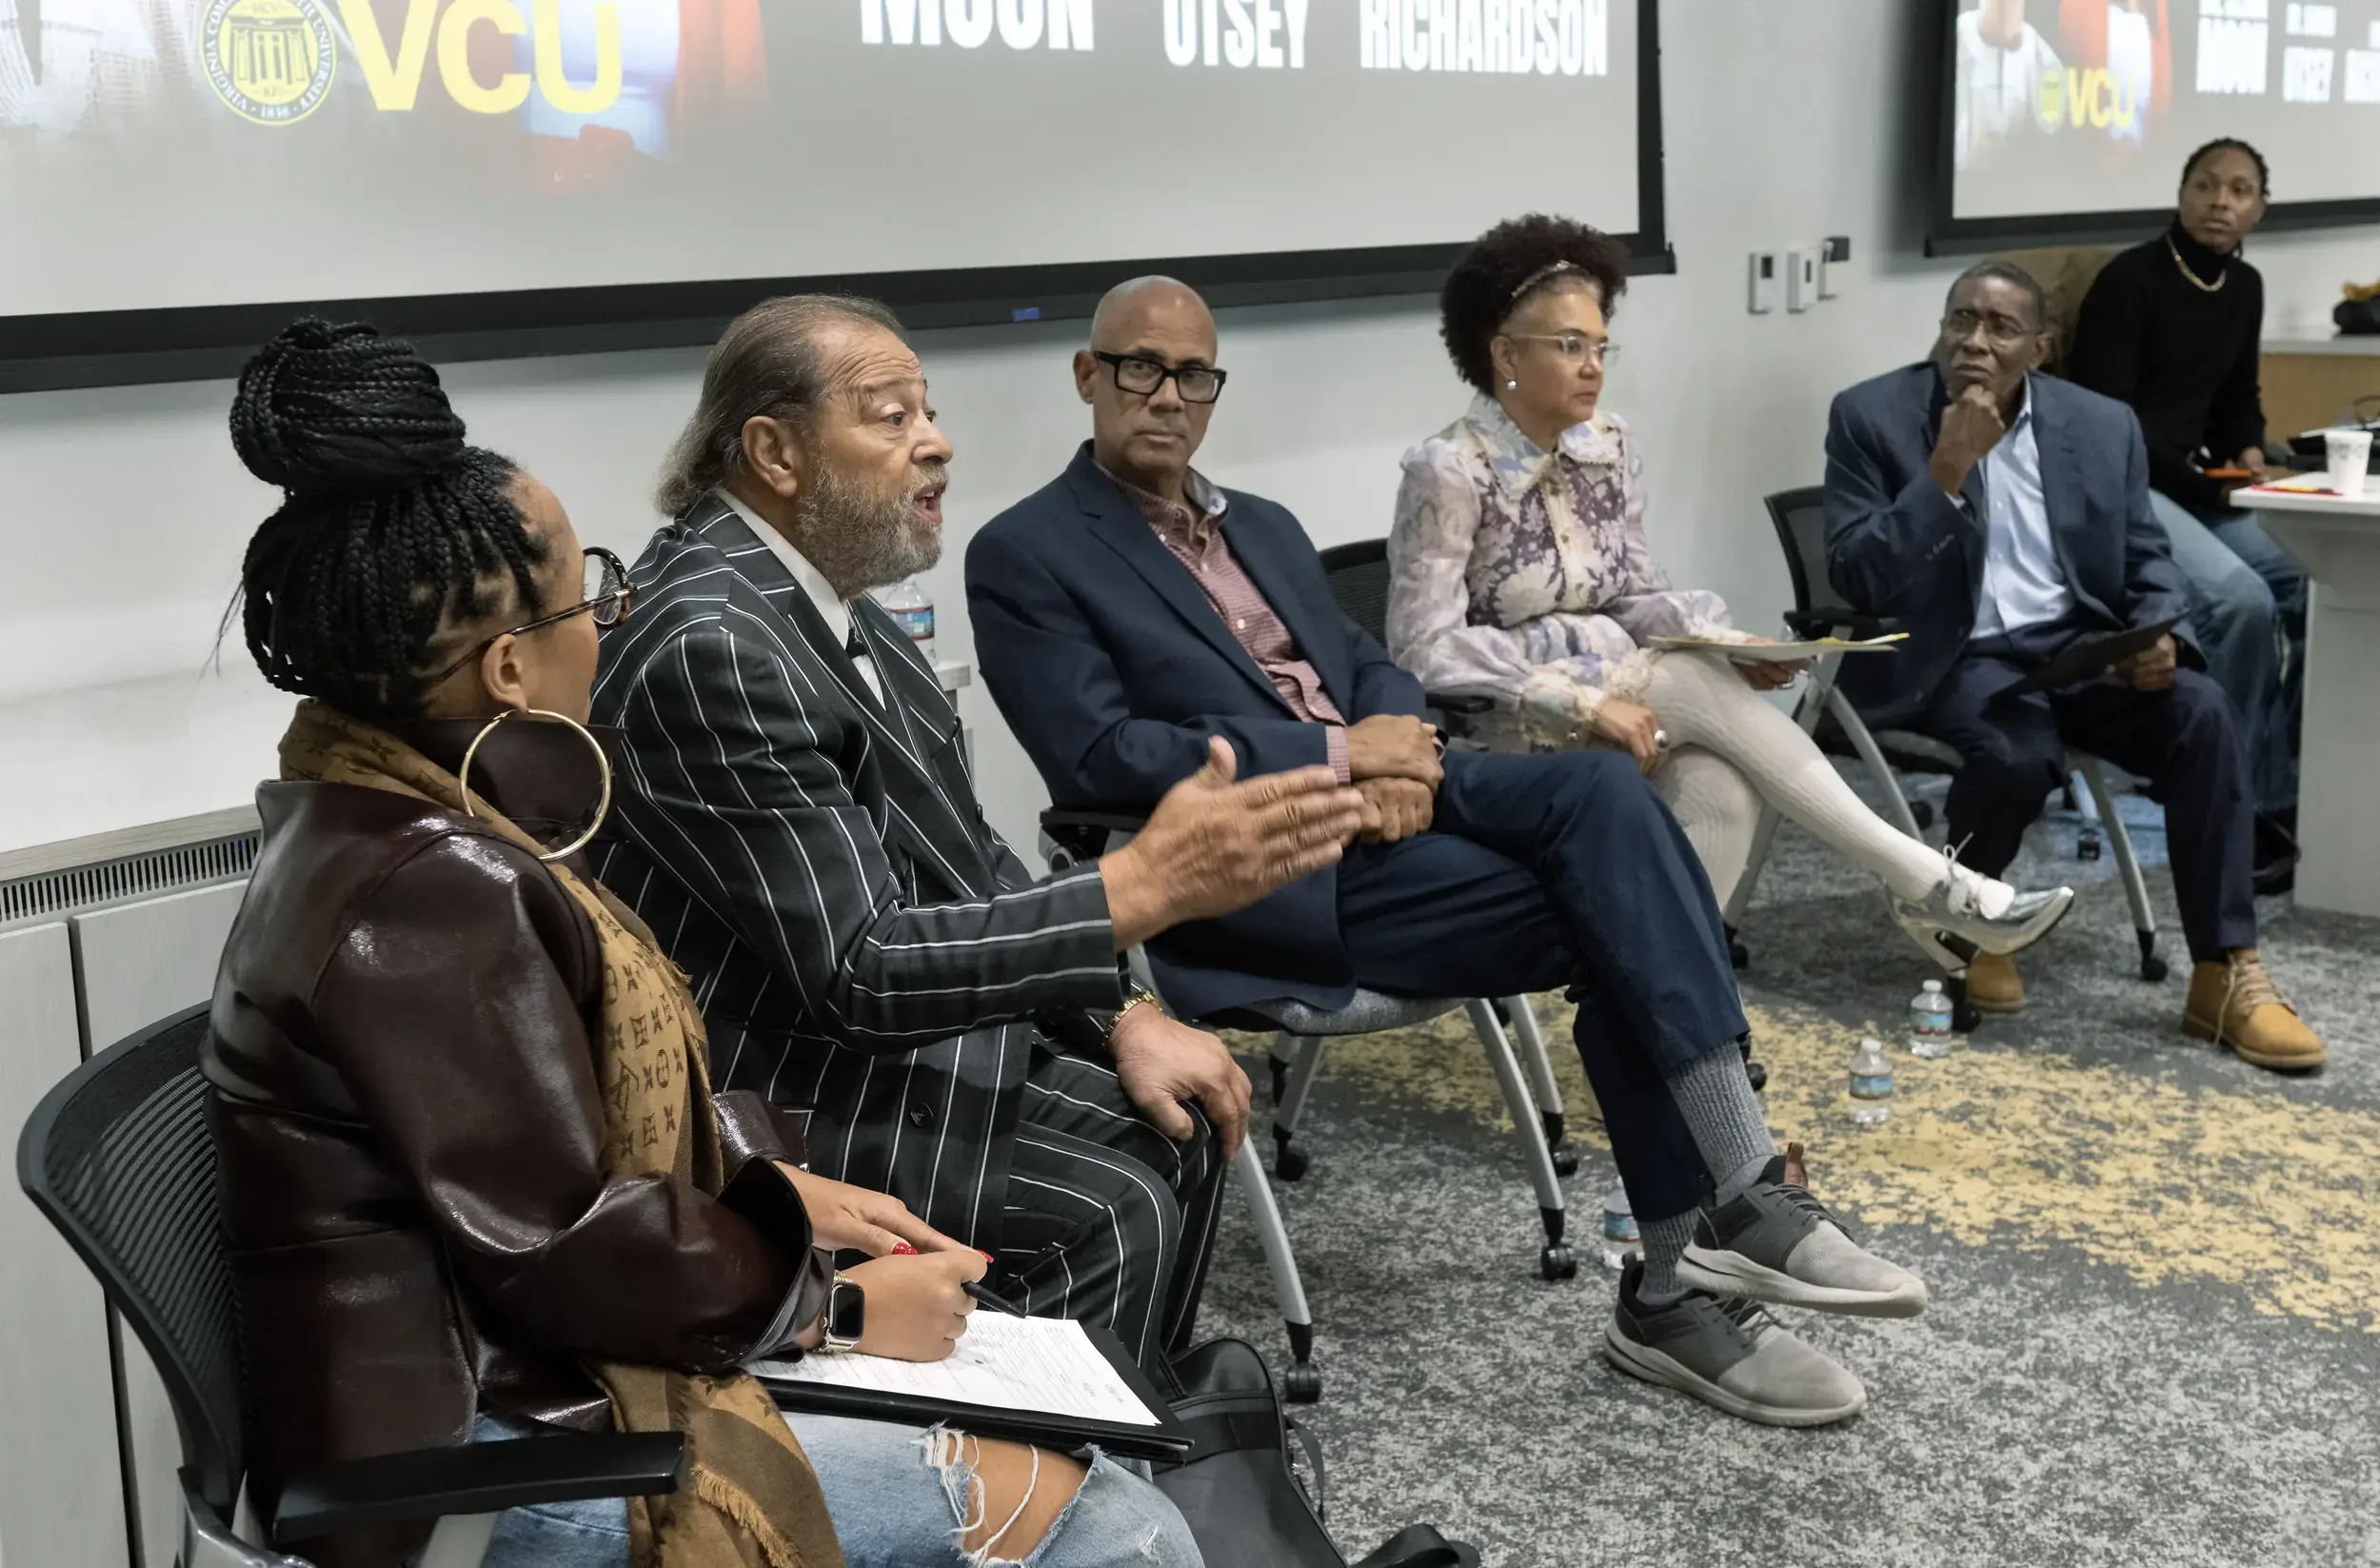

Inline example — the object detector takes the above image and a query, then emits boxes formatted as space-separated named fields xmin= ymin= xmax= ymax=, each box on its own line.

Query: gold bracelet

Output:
xmin=1104 ymin=986 xmax=1164 ymax=1043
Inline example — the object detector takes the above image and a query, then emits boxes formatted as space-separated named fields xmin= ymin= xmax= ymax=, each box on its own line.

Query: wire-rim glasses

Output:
xmin=428 ymin=546 xmax=634 ymax=685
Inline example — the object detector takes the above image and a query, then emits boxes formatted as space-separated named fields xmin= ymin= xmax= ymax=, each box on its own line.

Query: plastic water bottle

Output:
xmin=1848 ymin=1037 xmax=1894 ymax=1127
xmin=876 ymin=577 xmax=936 ymax=665
xmin=1908 ymin=980 xmax=1956 ymax=1060
xmin=1598 ymin=1185 xmax=1639 ymax=1270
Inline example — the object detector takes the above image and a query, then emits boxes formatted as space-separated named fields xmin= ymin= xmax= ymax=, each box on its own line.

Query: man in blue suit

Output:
xmin=1825 ymin=262 xmax=2322 ymax=1070
xmin=968 ymin=278 xmax=1930 ymax=1428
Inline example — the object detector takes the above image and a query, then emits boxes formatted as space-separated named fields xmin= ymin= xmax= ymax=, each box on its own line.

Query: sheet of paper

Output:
xmin=1651 ymin=634 xmax=1908 ymax=661
xmin=2253 ymin=474 xmax=2335 ymax=494
xmin=750 ymin=1314 xmax=1160 ymax=1427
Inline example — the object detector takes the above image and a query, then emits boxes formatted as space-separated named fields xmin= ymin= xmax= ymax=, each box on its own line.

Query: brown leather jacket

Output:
xmin=204 ymin=718 xmax=831 ymax=1568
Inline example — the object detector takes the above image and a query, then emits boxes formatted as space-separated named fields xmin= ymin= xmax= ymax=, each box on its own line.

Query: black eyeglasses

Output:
xmin=429 ymin=546 xmax=634 ymax=684
xmin=1093 ymin=351 xmax=1228 ymax=405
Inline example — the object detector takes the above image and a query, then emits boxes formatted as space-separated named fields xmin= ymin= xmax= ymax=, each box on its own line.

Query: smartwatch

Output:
xmin=821 ymin=1271 xmax=865 ymax=1354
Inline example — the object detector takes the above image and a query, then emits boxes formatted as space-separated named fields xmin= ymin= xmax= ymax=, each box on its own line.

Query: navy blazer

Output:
xmin=967 ymin=443 xmax=1428 ymax=1020
xmin=1822 ymin=364 xmax=2192 ymax=729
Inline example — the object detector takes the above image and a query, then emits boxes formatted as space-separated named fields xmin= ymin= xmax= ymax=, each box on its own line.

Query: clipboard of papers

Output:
xmin=749 ymin=1315 xmax=1192 ymax=1461
xmin=1651 ymin=633 xmax=1908 ymax=662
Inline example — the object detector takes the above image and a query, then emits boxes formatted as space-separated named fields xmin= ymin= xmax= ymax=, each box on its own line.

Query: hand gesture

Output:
xmin=1589 ymin=698 xmax=1665 ymax=774
xmin=1110 ymin=1004 xmax=1253 ymax=1159
xmin=1103 ymin=739 xmax=1367 ymax=946
xmin=840 ymin=1250 xmax=986 ymax=1362
xmin=777 ymin=1164 xmax=971 ymax=1258
xmin=2112 ymin=633 xmax=2178 ymax=693
xmin=1930 ymin=385 xmax=2006 ymax=497
xmin=1343 ymin=714 xmax=1442 ymax=785
xmin=1354 ymin=777 xmax=1436 ymax=843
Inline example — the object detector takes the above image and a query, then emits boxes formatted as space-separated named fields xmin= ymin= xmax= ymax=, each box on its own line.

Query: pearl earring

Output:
xmin=1506 ymin=378 xmax=1518 ymax=390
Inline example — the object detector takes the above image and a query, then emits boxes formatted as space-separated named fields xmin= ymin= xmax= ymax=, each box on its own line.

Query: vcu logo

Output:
xmin=204 ymin=0 xmax=338 ymax=124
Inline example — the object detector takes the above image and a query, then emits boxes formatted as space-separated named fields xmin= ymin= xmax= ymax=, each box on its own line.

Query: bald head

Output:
xmin=1075 ymin=277 xmax=1225 ymax=504
xmin=1089 ymin=276 xmax=1216 ymax=354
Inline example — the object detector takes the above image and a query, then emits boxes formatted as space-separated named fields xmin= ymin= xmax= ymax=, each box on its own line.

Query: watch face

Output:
xmin=828 ymin=1279 xmax=866 ymax=1343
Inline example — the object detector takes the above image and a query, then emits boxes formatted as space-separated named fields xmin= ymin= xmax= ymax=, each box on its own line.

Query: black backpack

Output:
xmin=1155 ymin=1340 xmax=1478 ymax=1568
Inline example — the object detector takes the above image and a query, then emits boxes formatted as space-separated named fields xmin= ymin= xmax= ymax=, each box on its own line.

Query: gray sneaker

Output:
xmin=1603 ymin=1260 xmax=1868 ymax=1427
xmin=1678 ymin=1153 xmax=1928 ymax=1318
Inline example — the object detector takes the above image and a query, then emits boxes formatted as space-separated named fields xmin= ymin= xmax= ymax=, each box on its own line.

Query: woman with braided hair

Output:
xmin=205 ymin=320 xmax=1203 ymax=1568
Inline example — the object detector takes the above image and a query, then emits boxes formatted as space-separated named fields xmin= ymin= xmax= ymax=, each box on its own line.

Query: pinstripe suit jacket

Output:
xmin=588 ymin=496 xmax=1125 ymax=1251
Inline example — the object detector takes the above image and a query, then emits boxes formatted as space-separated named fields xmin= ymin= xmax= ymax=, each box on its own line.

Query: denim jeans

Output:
xmin=415 ymin=1412 xmax=1201 ymax=1568
xmin=2149 ymin=489 xmax=2307 ymax=814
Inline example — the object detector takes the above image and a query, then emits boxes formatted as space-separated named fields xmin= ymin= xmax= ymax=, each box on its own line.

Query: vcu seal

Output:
xmin=203 ymin=0 xmax=336 ymax=125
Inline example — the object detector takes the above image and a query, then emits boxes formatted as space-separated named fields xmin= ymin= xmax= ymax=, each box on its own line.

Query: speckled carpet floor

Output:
xmin=1193 ymin=769 xmax=2380 ymax=1568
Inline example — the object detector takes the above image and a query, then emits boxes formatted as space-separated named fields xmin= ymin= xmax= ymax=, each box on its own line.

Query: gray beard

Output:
xmin=788 ymin=462 xmax=943 ymax=599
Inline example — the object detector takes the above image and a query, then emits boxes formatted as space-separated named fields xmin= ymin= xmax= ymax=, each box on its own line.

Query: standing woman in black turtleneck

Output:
xmin=2068 ymin=138 xmax=2307 ymax=878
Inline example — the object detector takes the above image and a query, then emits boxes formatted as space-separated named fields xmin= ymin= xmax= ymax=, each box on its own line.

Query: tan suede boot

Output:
xmin=2183 ymin=949 xmax=2326 ymax=1071
xmin=1964 ymin=951 xmax=2024 ymax=1014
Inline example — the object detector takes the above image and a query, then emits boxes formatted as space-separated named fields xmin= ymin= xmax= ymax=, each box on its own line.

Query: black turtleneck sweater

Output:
xmin=2066 ymin=222 xmax=2266 ymax=518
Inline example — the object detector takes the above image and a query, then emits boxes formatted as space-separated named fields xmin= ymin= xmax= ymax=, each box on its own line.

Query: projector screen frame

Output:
xmin=1 ymin=0 xmax=1674 ymax=395
xmin=1922 ymin=1 xmax=2380 ymax=257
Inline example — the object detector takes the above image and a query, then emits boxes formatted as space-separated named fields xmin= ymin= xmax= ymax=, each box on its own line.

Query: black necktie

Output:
xmin=844 ymin=626 xmax=882 ymax=708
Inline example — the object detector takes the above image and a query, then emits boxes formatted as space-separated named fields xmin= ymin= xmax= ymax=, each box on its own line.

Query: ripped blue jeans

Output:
xmin=429 ymin=1412 xmax=1202 ymax=1568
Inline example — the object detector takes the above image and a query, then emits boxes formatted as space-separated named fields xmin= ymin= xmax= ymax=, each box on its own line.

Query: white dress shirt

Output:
xmin=1971 ymin=379 xmax=2074 ymax=638
xmin=719 ymin=489 xmax=883 ymax=703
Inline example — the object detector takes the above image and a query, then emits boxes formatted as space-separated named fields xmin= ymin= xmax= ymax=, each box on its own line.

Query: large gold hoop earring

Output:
xmin=457 ymin=707 xmax=613 ymax=863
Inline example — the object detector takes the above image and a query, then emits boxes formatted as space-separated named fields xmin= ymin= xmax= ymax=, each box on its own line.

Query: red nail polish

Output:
xmin=978 ymin=1249 xmax=995 ymax=1263
xmin=890 ymin=1241 xmax=919 ymax=1257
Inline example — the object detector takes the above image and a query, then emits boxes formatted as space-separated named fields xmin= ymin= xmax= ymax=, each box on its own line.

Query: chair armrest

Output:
xmin=1040 ymin=805 xmax=1152 ymax=869
xmin=1782 ymin=607 xmax=1899 ymax=642
xmin=1422 ymin=690 xmax=1496 ymax=716
xmin=269 ymin=1432 xmax=685 ymax=1544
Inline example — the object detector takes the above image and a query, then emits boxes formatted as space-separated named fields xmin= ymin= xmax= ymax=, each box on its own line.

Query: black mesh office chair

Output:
xmin=1729 ymin=488 xmax=2166 ymax=1014
xmin=16 ymin=1004 xmax=685 ymax=1568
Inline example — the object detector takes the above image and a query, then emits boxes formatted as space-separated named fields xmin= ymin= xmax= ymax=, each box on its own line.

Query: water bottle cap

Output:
xmin=1921 ymin=980 xmax=1943 ymax=993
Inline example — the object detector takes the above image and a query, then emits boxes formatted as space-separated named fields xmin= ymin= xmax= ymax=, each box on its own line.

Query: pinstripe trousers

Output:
xmin=995 ymin=1049 xmax=1224 ymax=1369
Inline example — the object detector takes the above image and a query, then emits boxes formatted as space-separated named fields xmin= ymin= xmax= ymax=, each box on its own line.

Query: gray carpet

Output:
xmin=1193 ymin=767 xmax=2380 ymax=1567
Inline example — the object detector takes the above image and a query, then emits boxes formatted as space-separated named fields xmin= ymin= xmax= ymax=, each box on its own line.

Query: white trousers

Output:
xmin=1637 ymin=651 xmax=1953 ymax=911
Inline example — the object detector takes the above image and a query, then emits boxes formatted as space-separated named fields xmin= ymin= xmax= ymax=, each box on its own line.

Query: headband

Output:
xmin=1508 ymin=260 xmax=1582 ymax=303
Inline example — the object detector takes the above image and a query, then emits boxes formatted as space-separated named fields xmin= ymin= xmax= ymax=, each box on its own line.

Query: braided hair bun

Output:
xmin=228 ymin=321 xmax=546 ymax=720
xmin=230 ymin=319 xmax=469 ymax=494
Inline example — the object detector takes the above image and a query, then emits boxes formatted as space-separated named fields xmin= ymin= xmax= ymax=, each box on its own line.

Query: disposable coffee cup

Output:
xmin=2326 ymin=428 xmax=2372 ymax=499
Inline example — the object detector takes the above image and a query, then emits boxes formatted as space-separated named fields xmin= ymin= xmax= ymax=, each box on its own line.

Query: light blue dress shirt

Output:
xmin=1971 ymin=378 xmax=2074 ymax=637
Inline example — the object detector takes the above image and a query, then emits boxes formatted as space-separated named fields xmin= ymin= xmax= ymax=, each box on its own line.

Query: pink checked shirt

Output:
xmin=1106 ymin=466 xmax=1353 ymax=784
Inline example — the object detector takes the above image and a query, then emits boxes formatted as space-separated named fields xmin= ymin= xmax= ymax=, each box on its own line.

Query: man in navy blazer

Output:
xmin=1824 ymin=262 xmax=2322 ymax=1069
xmin=969 ymin=279 xmax=1934 ymax=1428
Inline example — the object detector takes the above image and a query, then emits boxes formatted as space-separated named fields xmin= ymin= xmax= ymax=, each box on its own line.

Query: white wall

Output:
xmin=2 ymin=0 xmax=2374 ymax=862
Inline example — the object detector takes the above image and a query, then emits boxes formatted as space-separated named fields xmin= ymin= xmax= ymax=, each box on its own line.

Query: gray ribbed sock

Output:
xmin=1668 ymin=1043 xmax=1775 ymax=1208
xmin=1636 ymin=1211 xmax=1697 ymax=1307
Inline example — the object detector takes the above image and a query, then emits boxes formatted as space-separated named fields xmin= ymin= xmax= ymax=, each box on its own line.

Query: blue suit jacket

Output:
xmin=1822 ymin=364 xmax=2192 ymax=729
xmin=966 ymin=443 xmax=1428 ymax=1019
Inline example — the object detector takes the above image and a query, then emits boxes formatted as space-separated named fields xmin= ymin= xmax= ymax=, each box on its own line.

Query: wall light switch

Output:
xmin=1818 ymin=234 xmax=1851 ymax=299
xmin=1749 ymin=251 xmax=1778 ymax=314
xmin=1786 ymin=248 xmax=1818 ymax=313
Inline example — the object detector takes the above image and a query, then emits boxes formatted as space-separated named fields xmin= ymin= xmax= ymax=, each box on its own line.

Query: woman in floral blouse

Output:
xmin=1388 ymin=215 xmax=2073 ymax=964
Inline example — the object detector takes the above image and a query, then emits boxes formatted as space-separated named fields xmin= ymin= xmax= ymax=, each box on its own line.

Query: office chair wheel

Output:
xmin=1550 ymin=1142 xmax=1580 ymax=1178
xmin=1273 ymin=1131 xmax=1310 ymax=1183
xmin=1282 ymin=1363 xmax=1323 ymax=1403
xmin=1912 ymin=800 xmax=1935 ymax=831
xmin=1539 ymin=1243 xmax=1578 ymax=1281
xmin=2078 ymin=826 xmax=2103 ymax=862
xmin=2138 ymin=931 xmax=2168 ymax=982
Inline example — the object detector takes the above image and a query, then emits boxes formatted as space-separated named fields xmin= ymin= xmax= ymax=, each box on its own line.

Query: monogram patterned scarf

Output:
xmin=279 ymin=701 xmax=845 ymax=1568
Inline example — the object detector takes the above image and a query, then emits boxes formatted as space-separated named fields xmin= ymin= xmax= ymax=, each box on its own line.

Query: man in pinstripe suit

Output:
xmin=589 ymin=294 xmax=1367 ymax=1369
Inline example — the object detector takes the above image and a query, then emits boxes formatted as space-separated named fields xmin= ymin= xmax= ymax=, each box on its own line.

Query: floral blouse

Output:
xmin=1386 ymin=393 xmax=1742 ymax=739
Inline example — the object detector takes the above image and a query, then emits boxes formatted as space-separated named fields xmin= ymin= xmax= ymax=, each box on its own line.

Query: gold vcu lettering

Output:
xmin=335 ymin=0 xmax=621 ymax=113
